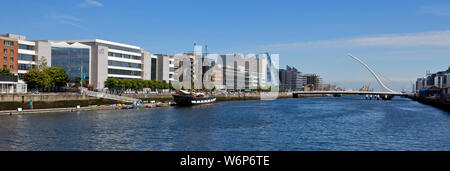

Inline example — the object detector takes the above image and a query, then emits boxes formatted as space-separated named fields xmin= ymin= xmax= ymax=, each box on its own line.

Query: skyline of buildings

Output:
xmin=1 ymin=33 xmax=325 ymax=92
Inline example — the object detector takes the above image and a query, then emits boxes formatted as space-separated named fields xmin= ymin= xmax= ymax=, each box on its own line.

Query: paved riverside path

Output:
xmin=0 ymin=106 xmax=121 ymax=116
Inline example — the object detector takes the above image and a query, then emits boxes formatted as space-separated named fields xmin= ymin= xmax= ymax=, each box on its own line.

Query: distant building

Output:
xmin=415 ymin=66 xmax=450 ymax=100
xmin=279 ymin=65 xmax=304 ymax=91
xmin=303 ymin=74 xmax=322 ymax=91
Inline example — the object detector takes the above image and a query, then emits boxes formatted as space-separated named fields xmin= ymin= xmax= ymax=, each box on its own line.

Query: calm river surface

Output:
xmin=0 ymin=96 xmax=449 ymax=151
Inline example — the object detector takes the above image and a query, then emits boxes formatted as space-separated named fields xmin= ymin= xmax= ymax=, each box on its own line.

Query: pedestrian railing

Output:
xmin=84 ymin=90 xmax=138 ymax=103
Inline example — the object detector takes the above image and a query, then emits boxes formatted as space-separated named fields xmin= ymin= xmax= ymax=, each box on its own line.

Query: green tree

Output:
xmin=149 ymin=80 xmax=157 ymax=90
xmin=144 ymin=80 xmax=151 ymax=89
xmin=162 ymin=81 xmax=169 ymax=89
xmin=105 ymin=77 xmax=118 ymax=89
xmin=0 ymin=69 xmax=12 ymax=76
xmin=136 ymin=79 xmax=144 ymax=90
xmin=44 ymin=67 xmax=70 ymax=88
xmin=23 ymin=69 xmax=51 ymax=90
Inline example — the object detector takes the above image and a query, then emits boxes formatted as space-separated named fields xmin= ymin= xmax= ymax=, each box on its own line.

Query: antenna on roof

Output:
xmin=205 ymin=43 xmax=208 ymax=59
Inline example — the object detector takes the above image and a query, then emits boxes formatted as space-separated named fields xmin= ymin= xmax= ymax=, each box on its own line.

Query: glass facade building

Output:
xmin=51 ymin=47 xmax=90 ymax=81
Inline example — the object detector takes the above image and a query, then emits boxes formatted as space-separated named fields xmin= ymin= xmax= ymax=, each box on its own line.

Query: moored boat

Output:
xmin=172 ymin=90 xmax=216 ymax=105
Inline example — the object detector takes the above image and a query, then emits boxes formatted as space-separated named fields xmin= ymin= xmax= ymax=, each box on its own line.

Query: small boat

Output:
xmin=172 ymin=90 xmax=216 ymax=106
xmin=121 ymin=104 xmax=135 ymax=109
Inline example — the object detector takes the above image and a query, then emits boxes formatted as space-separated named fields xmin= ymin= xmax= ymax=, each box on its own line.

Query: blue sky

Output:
xmin=2 ymin=0 xmax=450 ymax=91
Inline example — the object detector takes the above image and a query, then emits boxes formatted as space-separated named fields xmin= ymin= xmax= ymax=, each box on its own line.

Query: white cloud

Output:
xmin=52 ymin=15 xmax=81 ymax=22
xmin=349 ymin=30 xmax=450 ymax=47
xmin=420 ymin=5 xmax=450 ymax=16
xmin=50 ymin=13 xmax=86 ymax=30
xmin=78 ymin=0 xmax=104 ymax=8
xmin=261 ymin=30 xmax=450 ymax=50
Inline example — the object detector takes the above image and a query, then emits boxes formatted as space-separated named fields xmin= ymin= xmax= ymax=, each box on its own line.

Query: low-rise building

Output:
xmin=0 ymin=75 xmax=27 ymax=94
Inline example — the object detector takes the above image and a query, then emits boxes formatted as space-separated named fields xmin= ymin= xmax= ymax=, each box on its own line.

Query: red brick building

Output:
xmin=0 ymin=36 xmax=18 ymax=74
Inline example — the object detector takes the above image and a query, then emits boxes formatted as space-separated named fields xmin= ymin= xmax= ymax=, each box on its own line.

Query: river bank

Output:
xmin=408 ymin=96 xmax=450 ymax=112
xmin=0 ymin=93 xmax=327 ymax=115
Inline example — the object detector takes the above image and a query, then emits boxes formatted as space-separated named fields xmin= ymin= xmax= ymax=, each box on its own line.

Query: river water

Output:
xmin=0 ymin=96 xmax=449 ymax=151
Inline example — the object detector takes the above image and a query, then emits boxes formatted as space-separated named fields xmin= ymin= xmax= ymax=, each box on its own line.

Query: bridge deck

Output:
xmin=293 ymin=91 xmax=404 ymax=96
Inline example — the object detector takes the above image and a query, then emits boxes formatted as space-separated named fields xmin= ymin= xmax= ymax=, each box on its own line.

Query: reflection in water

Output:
xmin=0 ymin=96 xmax=449 ymax=151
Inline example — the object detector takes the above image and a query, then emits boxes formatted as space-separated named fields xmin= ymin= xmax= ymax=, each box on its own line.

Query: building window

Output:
xmin=18 ymin=54 xmax=34 ymax=61
xmin=18 ymin=64 xmax=34 ymax=70
xmin=18 ymin=73 xmax=25 ymax=79
xmin=10 ymin=57 xmax=13 ymax=63
xmin=3 ymin=65 xmax=6 ymax=70
xmin=10 ymin=65 xmax=14 ymax=70
xmin=108 ymin=69 xmax=142 ymax=76
xmin=3 ymin=57 xmax=6 ymax=62
xmin=3 ymin=49 xmax=6 ymax=54
xmin=131 ymin=55 xmax=141 ymax=60
xmin=4 ymin=41 xmax=14 ymax=46
xmin=19 ymin=44 xmax=34 ymax=50
xmin=108 ymin=52 xmax=114 ymax=56
xmin=10 ymin=49 xmax=14 ymax=55
xmin=108 ymin=60 xmax=142 ymax=69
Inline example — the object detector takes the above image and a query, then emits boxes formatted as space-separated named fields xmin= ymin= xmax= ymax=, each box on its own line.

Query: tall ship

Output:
xmin=172 ymin=90 xmax=216 ymax=105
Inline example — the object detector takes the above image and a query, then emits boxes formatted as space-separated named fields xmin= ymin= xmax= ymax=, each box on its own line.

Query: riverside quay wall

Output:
xmin=0 ymin=93 xmax=98 ymax=103
xmin=1 ymin=92 xmax=323 ymax=103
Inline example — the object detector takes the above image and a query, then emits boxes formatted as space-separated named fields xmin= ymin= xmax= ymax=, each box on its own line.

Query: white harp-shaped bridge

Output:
xmin=293 ymin=54 xmax=404 ymax=100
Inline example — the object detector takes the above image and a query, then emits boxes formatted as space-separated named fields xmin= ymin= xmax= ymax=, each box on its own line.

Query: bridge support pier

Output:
xmin=380 ymin=94 xmax=394 ymax=101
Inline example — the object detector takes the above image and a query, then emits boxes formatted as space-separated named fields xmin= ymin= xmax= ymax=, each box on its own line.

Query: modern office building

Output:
xmin=48 ymin=41 xmax=91 ymax=82
xmin=169 ymin=57 xmax=174 ymax=82
xmin=0 ymin=33 xmax=181 ymax=91
xmin=154 ymin=54 xmax=171 ymax=81
xmin=279 ymin=65 xmax=305 ymax=91
xmin=63 ymin=39 xmax=152 ymax=89
xmin=256 ymin=52 xmax=279 ymax=88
